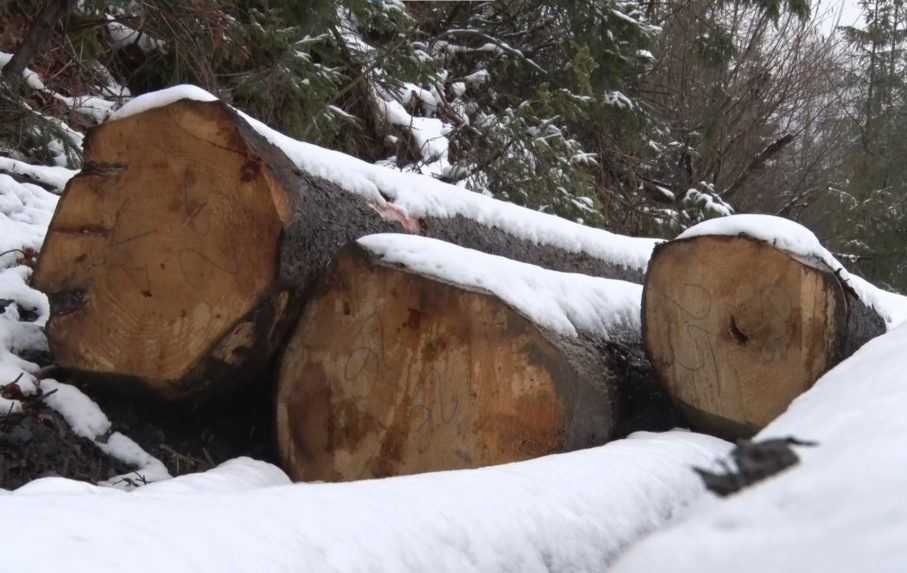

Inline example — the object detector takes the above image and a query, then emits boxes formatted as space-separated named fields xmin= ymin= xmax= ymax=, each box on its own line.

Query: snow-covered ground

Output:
xmin=613 ymin=321 xmax=907 ymax=573
xmin=0 ymin=431 xmax=729 ymax=572
xmin=359 ymin=234 xmax=642 ymax=338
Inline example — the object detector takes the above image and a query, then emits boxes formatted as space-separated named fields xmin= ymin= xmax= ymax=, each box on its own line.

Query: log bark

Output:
xmin=34 ymin=98 xmax=648 ymax=398
xmin=642 ymin=235 xmax=885 ymax=439
xmin=275 ymin=240 xmax=664 ymax=482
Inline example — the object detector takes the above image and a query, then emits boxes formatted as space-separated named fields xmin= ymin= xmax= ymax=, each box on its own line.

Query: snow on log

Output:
xmin=642 ymin=215 xmax=887 ymax=438
xmin=612 ymin=320 xmax=907 ymax=573
xmin=34 ymin=86 xmax=657 ymax=398
xmin=1 ymin=431 xmax=731 ymax=573
xmin=276 ymin=234 xmax=664 ymax=481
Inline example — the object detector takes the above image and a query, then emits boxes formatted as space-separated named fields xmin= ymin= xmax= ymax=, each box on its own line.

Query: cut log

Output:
xmin=276 ymin=234 xmax=667 ymax=482
xmin=643 ymin=234 xmax=885 ymax=439
xmin=34 ymin=93 xmax=655 ymax=398
xmin=32 ymin=99 xmax=398 ymax=397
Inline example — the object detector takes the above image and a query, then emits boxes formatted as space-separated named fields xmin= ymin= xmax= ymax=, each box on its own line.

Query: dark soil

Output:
xmin=0 ymin=367 xmax=280 ymax=490
xmin=63 ymin=373 xmax=281 ymax=477
xmin=0 ymin=394 xmax=132 ymax=489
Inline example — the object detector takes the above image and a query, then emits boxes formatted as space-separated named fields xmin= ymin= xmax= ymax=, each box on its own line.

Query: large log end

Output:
xmin=276 ymin=243 xmax=615 ymax=482
xmin=33 ymin=100 xmax=295 ymax=397
xmin=643 ymin=234 xmax=882 ymax=438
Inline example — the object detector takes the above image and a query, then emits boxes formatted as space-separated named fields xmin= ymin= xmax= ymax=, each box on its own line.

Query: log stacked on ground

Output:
xmin=33 ymin=98 xmax=653 ymax=398
xmin=276 ymin=234 xmax=660 ymax=481
xmin=643 ymin=234 xmax=885 ymax=439
xmin=32 ymin=100 xmax=397 ymax=397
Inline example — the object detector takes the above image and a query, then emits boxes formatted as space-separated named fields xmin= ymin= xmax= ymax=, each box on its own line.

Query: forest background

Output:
xmin=2 ymin=0 xmax=905 ymax=289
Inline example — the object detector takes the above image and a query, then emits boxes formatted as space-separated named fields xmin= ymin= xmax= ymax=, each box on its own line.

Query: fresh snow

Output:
xmin=678 ymin=214 xmax=907 ymax=328
xmin=107 ymin=20 xmax=166 ymax=53
xmin=373 ymin=93 xmax=451 ymax=173
xmin=0 ymin=51 xmax=47 ymax=91
xmin=54 ymin=93 xmax=118 ymax=124
xmin=110 ymin=86 xmax=660 ymax=276
xmin=0 ymin=430 xmax=730 ymax=572
xmin=0 ymin=174 xmax=58 ymax=259
xmin=109 ymin=84 xmax=218 ymax=121
xmin=612 ymin=321 xmax=907 ymax=573
xmin=360 ymin=234 xmax=642 ymax=339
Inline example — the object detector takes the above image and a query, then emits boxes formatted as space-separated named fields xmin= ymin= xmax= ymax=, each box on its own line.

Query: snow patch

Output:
xmin=0 ymin=430 xmax=730 ymax=572
xmin=0 ymin=157 xmax=75 ymax=192
xmin=360 ymin=234 xmax=643 ymax=339
xmin=109 ymin=84 xmax=218 ymax=121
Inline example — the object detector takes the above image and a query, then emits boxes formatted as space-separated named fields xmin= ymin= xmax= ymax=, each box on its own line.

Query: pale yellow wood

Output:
xmin=644 ymin=236 xmax=840 ymax=436
xmin=276 ymin=251 xmax=570 ymax=482
xmin=34 ymin=103 xmax=284 ymax=392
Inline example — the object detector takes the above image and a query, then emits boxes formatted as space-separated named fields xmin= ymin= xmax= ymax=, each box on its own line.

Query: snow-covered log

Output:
xmin=33 ymin=87 xmax=657 ymax=398
xmin=642 ymin=215 xmax=889 ymax=439
xmin=1 ymin=431 xmax=731 ymax=573
xmin=276 ymin=235 xmax=669 ymax=481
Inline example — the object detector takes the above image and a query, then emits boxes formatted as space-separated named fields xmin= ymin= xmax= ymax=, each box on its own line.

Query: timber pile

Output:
xmin=33 ymin=98 xmax=651 ymax=399
xmin=29 ymin=94 xmax=892 ymax=482
xmin=643 ymin=234 xmax=885 ymax=439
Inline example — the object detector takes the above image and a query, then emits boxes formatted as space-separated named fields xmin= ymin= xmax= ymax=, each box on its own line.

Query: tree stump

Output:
xmin=643 ymin=235 xmax=885 ymax=438
xmin=276 ymin=237 xmax=656 ymax=482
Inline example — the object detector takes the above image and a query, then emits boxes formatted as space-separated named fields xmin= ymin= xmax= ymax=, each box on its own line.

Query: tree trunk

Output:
xmin=34 ymin=98 xmax=649 ymax=398
xmin=642 ymin=235 xmax=885 ymax=439
xmin=275 ymin=238 xmax=664 ymax=482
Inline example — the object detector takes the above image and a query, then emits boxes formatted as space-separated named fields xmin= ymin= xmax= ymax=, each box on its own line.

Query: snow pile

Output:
xmin=0 ymin=174 xmax=58 ymax=259
xmin=0 ymin=172 xmax=169 ymax=486
xmin=613 ymin=322 xmax=907 ymax=573
xmin=108 ymin=84 xmax=218 ymax=121
xmin=0 ymin=157 xmax=76 ymax=193
xmin=107 ymin=19 xmax=166 ymax=54
xmin=678 ymin=214 xmax=907 ymax=328
xmin=0 ymin=430 xmax=730 ymax=572
xmin=109 ymin=86 xmax=659 ymax=277
xmin=360 ymin=234 xmax=642 ymax=339
xmin=372 ymin=85 xmax=452 ymax=178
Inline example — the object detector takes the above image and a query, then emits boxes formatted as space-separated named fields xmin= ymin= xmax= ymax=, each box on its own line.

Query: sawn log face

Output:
xmin=643 ymin=235 xmax=885 ymax=438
